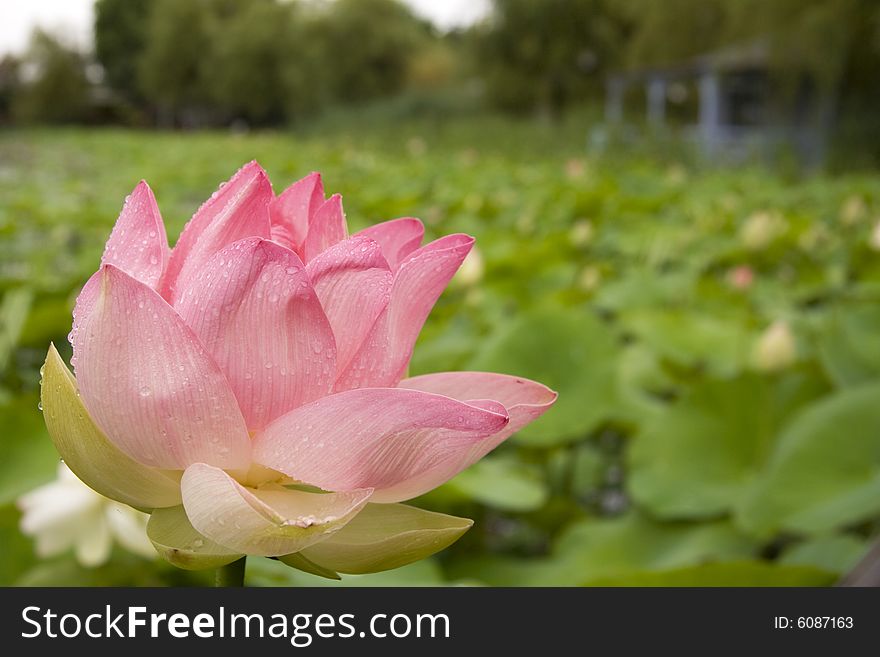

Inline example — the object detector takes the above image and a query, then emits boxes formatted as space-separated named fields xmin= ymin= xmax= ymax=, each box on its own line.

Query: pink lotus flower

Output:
xmin=41 ymin=162 xmax=556 ymax=575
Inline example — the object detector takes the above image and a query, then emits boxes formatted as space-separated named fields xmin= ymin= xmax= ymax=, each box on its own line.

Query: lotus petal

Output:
xmin=71 ymin=265 xmax=252 ymax=470
xmin=176 ymin=238 xmax=336 ymax=431
xmin=180 ymin=463 xmax=372 ymax=556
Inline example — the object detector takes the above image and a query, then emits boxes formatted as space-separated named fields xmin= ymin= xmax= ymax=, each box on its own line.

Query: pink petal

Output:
xmin=306 ymin=235 xmax=392 ymax=373
xmin=400 ymin=372 xmax=558 ymax=428
xmin=161 ymin=161 xmax=273 ymax=305
xmin=71 ymin=265 xmax=251 ymax=470
xmin=388 ymin=371 xmax=558 ymax=500
xmin=252 ymin=387 xmax=509 ymax=502
xmin=269 ymin=172 xmax=324 ymax=253
xmin=101 ymin=180 xmax=169 ymax=289
xmin=181 ymin=463 xmax=372 ymax=556
xmin=302 ymin=194 xmax=348 ymax=263
xmin=355 ymin=217 xmax=424 ymax=271
xmin=335 ymin=234 xmax=474 ymax=390
xmin=176 ymin=238 xmax=337 ymax=431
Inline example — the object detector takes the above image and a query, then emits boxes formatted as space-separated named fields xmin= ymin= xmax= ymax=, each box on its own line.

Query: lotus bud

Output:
xmin=569 ymin=219 xmax=594 ymax=247
xmin=752 ymin=320 xmax=797 ymax=372
xmin=741 ymin=210 xmax=783 ymax=250
xmin=840 ymin=194 xmax=867 ymax=226
xmin=726 ymin=265 xmax=754 ymax=290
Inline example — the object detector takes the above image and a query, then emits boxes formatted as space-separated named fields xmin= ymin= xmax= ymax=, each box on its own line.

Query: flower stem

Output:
xmin=215 ymin=557 xmax=247 ymax=587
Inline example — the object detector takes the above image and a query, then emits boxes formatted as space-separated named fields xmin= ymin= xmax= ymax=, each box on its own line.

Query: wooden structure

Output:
xmin=603 ymin=43 xmax=829 ymax=167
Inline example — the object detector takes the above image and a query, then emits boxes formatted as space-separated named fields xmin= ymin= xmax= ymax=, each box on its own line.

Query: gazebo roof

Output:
xmin=608 ymin=41 xmax=769 ymax=83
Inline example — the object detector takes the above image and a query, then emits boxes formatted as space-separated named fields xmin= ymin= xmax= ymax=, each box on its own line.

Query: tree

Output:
xmin=12 ymin=30 xmax=91 ymax=124
xmin=138 ymin=0 xmax=212 ymax=125
xmin=618 ymin=0 xmax=728 ymax=67
xmin=0 ymin=55 xmax=22 ymax=124
xmin=308 ymin=0 xmax=429 ymax=104
xmin=473 ymin=0 xmax=627 ymax=117
xmin=94 ymin=0 xmax=152 ymax=103
xmin=204 ymin=0 xmax=297 ymax=124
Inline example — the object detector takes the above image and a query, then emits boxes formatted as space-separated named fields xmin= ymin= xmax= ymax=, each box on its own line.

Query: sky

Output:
xmin=0 ymin=0 xmax=491 ymax=56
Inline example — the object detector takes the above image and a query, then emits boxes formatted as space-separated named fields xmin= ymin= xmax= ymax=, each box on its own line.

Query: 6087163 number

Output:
xmin=799 ymin=617 xmax=853 ymax=629
xmin=774 ymin=616 xmax=853 ymax=629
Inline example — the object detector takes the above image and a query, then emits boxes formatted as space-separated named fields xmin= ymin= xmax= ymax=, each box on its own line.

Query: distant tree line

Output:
xmin=0 ymin=0 xmax=877 ymax=151
xmin=1 ymin=0 xmax=436 ymax=127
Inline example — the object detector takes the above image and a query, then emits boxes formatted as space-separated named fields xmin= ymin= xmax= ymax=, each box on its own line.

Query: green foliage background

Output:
xmin=1 ymin=118 xmax=878 ymax=585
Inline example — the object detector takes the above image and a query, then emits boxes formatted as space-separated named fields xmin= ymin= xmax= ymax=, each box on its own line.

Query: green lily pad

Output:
xmin=629 ymin=371 xmax=827 ymax=519
xmin=780 ymin=535 xmax=870 ymax=575
xmin=445 ymin=456 xmax=548 ymax=511
xmin=449 ymin=513 xmax=756 ymax=586
xmin=0 ymin=288 xmax=33 ymax=371
xmin=818 ymin=304 xmax=880 ymax=386
xmin=619 ymin=308 xmax=753 ymax=376
xmin=739 ymin=383 xmax=880 ymax=535
xmin=585 ymin=561 xmax=835 ymax=586
xmin=469 ymin=306 xmax=622 ymax=445
xmin=0 ymin=395 xmax=57 ymax=507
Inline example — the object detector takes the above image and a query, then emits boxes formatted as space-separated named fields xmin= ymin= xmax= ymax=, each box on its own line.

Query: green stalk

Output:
xmin=215 ymin=557 xmax=247 ymax=587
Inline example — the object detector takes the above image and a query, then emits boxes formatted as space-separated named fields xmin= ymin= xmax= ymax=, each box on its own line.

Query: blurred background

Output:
xmin=1 ymin=0 xmax=880 ymax=586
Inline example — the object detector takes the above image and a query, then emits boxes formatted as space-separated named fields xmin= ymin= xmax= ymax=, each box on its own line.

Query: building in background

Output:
xmin=602 ymin=42 xmax=831 ymax=168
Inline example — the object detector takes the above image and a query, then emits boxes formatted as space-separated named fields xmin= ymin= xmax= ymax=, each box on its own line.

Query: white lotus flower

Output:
xmin=17 ymin=463 xmax=156 ymax=567
xmin=752 ymin=320 xmax=797 ymax=372
xmin=840 ymin=195 xmax=867 ymax=226
xmin=569 ymin=219 xmax=594 ymax=247
xmin=741 ymin=210 xmax=783 ymax=250
xmin=577 ymin=265 xmax=602 ymax=292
